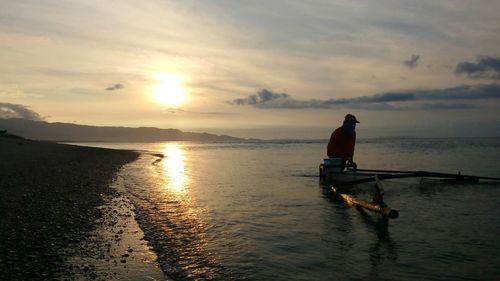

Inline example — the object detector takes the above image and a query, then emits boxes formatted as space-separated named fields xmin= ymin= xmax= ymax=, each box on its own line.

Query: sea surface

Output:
xmin=74 ymin=138 xmax=500 ymax=281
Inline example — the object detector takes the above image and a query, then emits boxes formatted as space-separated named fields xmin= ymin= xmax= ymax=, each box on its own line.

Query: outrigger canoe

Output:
xmin=319 ymin=158 xmax=500 ymax=224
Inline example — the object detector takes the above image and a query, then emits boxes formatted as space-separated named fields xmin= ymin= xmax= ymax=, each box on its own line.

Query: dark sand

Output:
xmin=0 ymin=135 xmax=139 ymax=280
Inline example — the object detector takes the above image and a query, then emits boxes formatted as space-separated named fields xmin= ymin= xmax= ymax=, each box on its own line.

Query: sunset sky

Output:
xmin=1 ymin=0 xmax=499 ymax=139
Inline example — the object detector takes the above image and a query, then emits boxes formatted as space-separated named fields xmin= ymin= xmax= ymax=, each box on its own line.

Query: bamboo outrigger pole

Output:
xmin=332 ymin=176 xmax=399 ymax=219
xmin=348 ymin=168 xmax=500 ymax=182
xmin=335 ymin=169 xmax=500 ymax=187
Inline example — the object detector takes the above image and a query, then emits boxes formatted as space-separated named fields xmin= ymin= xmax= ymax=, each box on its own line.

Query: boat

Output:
xmin=319 ymin=158 xmax=373 ymax=184
xmin=319 ymin=158 xmax=500 ymax=224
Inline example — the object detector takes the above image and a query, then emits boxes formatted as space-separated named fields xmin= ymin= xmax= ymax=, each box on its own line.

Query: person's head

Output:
xmin=342 ymin=114 xmax=360 ymax=132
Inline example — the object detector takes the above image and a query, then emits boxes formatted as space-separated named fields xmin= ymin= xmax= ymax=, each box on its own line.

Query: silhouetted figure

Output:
xmin=327 ymin=114 xmax=359 ymax=169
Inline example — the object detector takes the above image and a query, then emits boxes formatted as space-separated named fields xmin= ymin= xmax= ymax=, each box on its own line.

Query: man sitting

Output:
xmin=326 ymin=114 xmax=360 ymax=169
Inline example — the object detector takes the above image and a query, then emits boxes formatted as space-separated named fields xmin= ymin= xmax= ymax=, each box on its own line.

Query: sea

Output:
xmin=72 ymin=138 xmax=500 ymax=281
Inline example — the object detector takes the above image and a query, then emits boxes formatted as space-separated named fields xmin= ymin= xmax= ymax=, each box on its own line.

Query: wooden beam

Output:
xmin=331 ymin=187 xmax=399 ymax=219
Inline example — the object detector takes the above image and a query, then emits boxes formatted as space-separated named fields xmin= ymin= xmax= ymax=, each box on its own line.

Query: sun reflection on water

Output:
xmin=162 ymin=143 xmax=188 ymax=193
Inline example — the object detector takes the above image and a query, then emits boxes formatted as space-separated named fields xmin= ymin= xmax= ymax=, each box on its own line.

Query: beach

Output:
xmin=0 ymin=135 xmax=142 ymax=280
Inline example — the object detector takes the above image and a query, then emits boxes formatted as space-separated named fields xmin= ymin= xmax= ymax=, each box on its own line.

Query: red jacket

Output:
xmin=327 ymin=127 xmax=356 ymax=161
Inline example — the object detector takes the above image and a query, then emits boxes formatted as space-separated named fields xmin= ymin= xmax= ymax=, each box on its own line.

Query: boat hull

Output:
xmin=319 ymin=163 xmax=373 ymax=186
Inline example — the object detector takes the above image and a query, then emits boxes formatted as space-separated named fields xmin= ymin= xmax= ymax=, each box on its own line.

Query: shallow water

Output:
xmin=76 ymin=138 xmax=500 ymax=280
xmin=66 ymin=191 xmax=166 ymax=281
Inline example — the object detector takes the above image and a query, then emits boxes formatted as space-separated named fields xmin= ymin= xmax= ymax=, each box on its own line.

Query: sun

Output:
xmin=153 ymin=73 xmax=187 ymax=106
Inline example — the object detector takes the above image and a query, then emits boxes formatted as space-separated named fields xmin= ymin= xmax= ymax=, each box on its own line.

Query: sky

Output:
xmin=0 ymin=0 xmax=499 ymax=139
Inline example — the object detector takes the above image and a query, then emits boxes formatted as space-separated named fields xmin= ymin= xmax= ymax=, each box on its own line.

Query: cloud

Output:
xmin=413 ymin=103 xmax=479 ymax=110
xmin=231 ymin=89 xmax=290 ymax=105
xmin=0 ymin=103 xmax=44 ymax=120
xmin=329 ymin=84 xmax=500 ymax=104
xmin=403 ymin=54 xmax=420 ymax=69
xmin=342 ymin=102 xmax=478 ymax=111
xmin=105 ymin=84 xmax=124 ymax=91
xmin=230 ymin=84 xmax=500 ymax=110
xmin=454 ymin=56 xmax=500 ymax=79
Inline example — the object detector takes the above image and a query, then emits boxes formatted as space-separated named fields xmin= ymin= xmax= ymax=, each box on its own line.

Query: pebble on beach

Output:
xmin=0 ymin=136 xmax=138 ymax=280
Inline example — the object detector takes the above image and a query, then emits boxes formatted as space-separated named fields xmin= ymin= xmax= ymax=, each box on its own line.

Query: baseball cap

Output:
xmin=345 ymin=114 xmax=360 ymax=123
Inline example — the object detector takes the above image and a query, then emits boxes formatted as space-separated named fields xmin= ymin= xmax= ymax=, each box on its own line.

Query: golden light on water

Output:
xmin=153 ymin=73 xmax=187 ymax=106
xmin=162 ymin=143 xmax=188 ymax=193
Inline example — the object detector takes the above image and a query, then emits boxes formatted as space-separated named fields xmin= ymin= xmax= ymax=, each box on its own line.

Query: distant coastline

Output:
xmin=0 ymin=118 xmax=246 ymax=142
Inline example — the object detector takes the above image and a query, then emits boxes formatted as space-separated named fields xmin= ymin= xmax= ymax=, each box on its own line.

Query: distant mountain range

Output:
xmin=0 ymin=118 xmax=245 ymax=142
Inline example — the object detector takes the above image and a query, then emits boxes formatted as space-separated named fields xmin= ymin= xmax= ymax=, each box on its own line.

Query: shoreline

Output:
xmin=0 ymin=136 xmax=160 ymax=279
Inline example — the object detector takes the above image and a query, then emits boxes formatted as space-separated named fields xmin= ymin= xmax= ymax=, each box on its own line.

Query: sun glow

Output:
xmin=162 ymin=143 xmax=188 ymax=193
xmin=153 ymin=73 xmax=187 ymax=106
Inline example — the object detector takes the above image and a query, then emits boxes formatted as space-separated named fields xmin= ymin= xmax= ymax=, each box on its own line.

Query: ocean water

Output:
xmin=75 ymin=138 xmax=500 ymax=281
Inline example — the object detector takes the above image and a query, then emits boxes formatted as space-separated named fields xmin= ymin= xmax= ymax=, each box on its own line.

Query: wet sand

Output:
xmin=0 ymin=135 xmax=157 ymax=279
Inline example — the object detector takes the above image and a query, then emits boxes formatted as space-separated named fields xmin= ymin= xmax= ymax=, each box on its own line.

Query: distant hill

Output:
xmin=0 ymin=118 xmax=244 ymax=142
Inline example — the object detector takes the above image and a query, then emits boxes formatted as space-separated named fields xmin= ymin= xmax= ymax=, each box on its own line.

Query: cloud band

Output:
xmin=230 ymin=84 xmax=500 ymax=110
